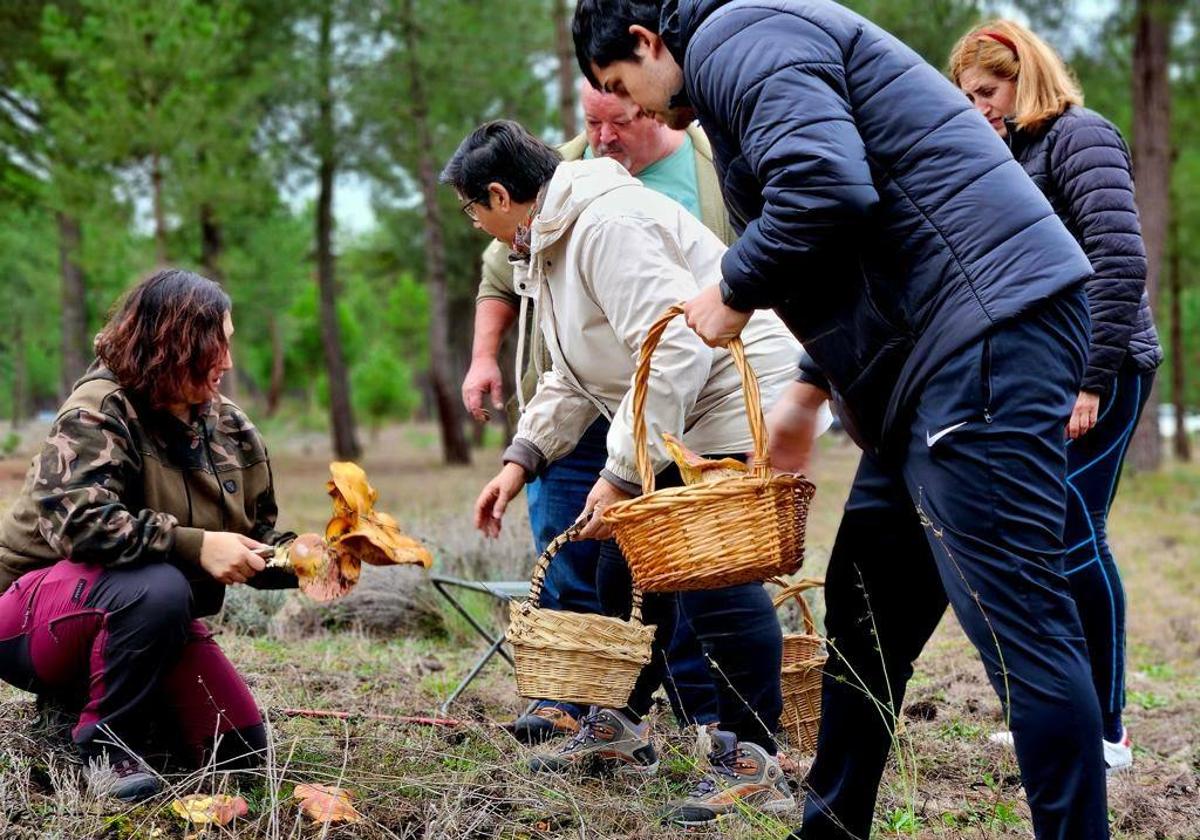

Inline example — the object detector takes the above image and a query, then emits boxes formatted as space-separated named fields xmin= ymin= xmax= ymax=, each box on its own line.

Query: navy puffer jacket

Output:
xmin=664 ymin=0 xmax=1093 ymax=452
xmin=1009 ymin=106 xmax=1162 ymax=393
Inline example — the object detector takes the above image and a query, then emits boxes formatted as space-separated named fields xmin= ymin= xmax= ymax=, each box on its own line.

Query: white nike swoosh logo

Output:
xmin=926 ymin=421 xmax=968 ymax=447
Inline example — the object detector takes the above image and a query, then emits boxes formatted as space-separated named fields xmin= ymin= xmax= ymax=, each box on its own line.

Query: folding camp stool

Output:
xmin=428 ymin=574 xmax=531 ymax=715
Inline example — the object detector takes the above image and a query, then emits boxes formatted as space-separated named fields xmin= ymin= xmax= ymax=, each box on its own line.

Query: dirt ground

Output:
xmin=0 ymin=423 xmax=1196 ymax=838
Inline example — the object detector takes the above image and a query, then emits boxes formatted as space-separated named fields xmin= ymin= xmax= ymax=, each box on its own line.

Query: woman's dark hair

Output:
xmin=572 ymin=0 xmax=663 ymax=88
xmin=439 ymin=120 xmax=562 ymax=207
xmin=96 ymin=268 xmax=231 ymax=407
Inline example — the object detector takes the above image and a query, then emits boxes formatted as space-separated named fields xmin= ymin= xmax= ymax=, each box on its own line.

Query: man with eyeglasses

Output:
xmin=460 ymin=81 xmax=733 ymax=747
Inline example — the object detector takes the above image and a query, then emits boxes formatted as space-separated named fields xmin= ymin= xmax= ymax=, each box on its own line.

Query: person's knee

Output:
xmin=208 ymin=722 xmax=268 ymax=770
xmin=131 ymin=564 xmax=193 ymax=622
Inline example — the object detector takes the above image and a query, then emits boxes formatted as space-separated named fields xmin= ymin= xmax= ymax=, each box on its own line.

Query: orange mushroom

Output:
xmin=266 ymin=462 xmax=431 ymax=601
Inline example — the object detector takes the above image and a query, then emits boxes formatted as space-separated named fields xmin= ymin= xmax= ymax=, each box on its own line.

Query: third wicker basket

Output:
xmin=602 ymin=305 xmax=817 ymax=592
xmin=507 ymin=524 xmax=654 ymax=708
xmin=773 ymin=577 xmax=827 ymax=755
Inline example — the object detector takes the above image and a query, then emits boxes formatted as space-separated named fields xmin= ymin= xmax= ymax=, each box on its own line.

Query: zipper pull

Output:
xmin=984 ymin=408 xmax=993 ymax=424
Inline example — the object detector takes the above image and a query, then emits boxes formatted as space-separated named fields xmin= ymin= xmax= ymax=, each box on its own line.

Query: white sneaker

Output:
xmin=988 ymin=730 xmax=1014 ymax=747
xmin=990 ymin=728 xmax=1133 ymax=772
xmin=1103 ymin=728 xmax=1133 ymax=772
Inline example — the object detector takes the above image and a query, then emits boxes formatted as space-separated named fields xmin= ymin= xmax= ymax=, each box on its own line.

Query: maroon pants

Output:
xmin=0 ymin=559 xmax=264 ymax=767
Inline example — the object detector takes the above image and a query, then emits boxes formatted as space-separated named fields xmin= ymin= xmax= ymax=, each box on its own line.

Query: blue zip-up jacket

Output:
xmin=1008 ymin=106 xmax=1162 ymax=394
xmin=664 ymin=0 xmax=1093 ymax=451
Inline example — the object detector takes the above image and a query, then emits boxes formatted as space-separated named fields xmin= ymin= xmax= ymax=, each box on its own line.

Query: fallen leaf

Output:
xmin=170 ymin=793 xmax=249 ymax=826
xmin=293 ymin=783 xmax=362 ymax=824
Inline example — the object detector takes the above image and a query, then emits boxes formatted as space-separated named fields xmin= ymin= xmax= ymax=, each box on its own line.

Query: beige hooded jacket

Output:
xmin=500 ymin=157 xmax=801 ymax=491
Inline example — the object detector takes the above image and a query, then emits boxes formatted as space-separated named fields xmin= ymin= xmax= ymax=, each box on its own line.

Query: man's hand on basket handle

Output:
xmin=575 ymin=476 xmax=632 ymax=542
xmin=682 ymin=284 xmax=752 ymax=348
xmin=764 ymin=381 xmax=829 ymax=475
xmin=474 ymin=463 xmax=527 ymax=539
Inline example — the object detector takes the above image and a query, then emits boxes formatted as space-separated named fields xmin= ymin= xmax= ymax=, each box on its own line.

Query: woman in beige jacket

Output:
xmin=443 ymin=120 xmax=808 ymax=825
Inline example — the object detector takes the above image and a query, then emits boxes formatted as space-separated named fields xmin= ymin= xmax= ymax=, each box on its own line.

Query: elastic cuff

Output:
xmin=172 ymin=526 xmax=205 ymax=566
xmin=718 ymin=278 xmax=759 ymax=313
xmin=600 ymin=468 xmax=642 ymax=498
xmin=1080 ymin=371 xmax=1114 ymax=398
xmin=503 ymin=438 xmax=547 ymax=480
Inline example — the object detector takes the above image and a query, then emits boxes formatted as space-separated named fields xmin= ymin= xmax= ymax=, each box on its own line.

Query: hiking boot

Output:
xmin=506 ymin=706 xmax=580 ymax=746
xmin=528 ymin=707 xmax=658 ymax=775
xmin=1103 ymin=728 xmax=1133 ymax=772
xmin=84 ymin=752 xmax=161 ymax=802
xmin=663 ymin=730 xmax=796 ymax=826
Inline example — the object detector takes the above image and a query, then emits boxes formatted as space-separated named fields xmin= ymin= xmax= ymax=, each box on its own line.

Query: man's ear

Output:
xmin=487 ymin=182 xmax=512 ymax=211
xmin=628 ymin=24 xmax=661 ymax=59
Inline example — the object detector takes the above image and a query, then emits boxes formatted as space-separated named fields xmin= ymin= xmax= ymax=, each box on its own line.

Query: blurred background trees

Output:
xmin=0 ymin=0 xmax=1194 ymax=468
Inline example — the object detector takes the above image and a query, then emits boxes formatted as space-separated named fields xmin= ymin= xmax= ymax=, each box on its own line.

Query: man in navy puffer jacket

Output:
xmin=574 ymin=1 xmax=1109 ymax=838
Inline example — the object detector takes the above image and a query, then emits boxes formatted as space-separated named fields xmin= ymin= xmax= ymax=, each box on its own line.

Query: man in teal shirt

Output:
xmin=462 ymin=82 xmax=734 ymax=746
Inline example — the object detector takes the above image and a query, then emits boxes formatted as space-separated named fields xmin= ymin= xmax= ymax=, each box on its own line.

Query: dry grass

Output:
xmin=0 ymin=423 xmax=1197 ymax=838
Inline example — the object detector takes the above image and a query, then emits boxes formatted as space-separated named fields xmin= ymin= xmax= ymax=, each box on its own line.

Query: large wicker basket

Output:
xmin=601 ymin=305 xmax=817 ymax=592
xmin=508 ymin=524 xmax=655 ymax=708
xmin=774 ymin=578 xmax=827 ymax=755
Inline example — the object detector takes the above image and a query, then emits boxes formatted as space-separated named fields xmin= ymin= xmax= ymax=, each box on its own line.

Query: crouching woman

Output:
xmin=0 ymin=269 xmax=299 ymax=800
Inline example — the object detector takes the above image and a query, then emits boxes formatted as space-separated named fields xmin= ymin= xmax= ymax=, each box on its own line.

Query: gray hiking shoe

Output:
xmin=528 ymin=707 xmax=658 ymax=775
xmin=664 ymin=730 xmax=796 ymax=826
xmin=84 ymin=753 xmax=161 ymax=802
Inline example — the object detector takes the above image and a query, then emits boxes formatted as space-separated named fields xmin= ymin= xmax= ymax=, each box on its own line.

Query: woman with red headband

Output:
xmin=949 ymin=19 xmax=1162 ymax=772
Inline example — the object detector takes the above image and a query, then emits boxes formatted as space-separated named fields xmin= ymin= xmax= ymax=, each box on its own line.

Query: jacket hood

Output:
xmin=670 ymin=0 xmax=736 ymax=61
xmin=531 ymin=157 xmax=641 ymax=253
xmin=74 ymin=360 xmax=119 ymax=391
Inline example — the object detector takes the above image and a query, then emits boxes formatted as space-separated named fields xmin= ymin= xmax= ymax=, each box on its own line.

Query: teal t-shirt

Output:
xmin=584 ymin=135 xmax=701 ymax=219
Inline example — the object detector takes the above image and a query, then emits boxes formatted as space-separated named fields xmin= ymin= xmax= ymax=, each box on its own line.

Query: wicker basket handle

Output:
xmin=770 ymin=577 xmax=824 ymax=636
xmin=527 ymin=513 xmax=644 ymax=624
xmin=631 ymin=304 xmax=769 ymax=494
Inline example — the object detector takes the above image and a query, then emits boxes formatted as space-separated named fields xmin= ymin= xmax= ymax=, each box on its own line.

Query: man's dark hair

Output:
xmin=96 ymin=268 xmax=231 ymax=407
xmin=440 ymin=120 xmax=562 ymax=208
xmin=572 ymin=0 xmax=664 ymax=89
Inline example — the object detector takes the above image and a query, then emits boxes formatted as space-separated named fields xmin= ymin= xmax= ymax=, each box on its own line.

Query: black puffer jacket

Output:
xmin=665 ymin=0 xmax=1094 ymax=453
xmin=1008 ymin=106 xmax=1162 ymax=393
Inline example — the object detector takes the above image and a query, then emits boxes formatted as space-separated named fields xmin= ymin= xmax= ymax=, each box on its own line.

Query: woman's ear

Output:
xmin=487 ymin=182 xmax=512 ymax=212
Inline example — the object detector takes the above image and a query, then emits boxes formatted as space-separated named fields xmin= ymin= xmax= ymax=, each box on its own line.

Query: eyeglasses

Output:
xmin=460 ymin=197 xmax=482 ymax=220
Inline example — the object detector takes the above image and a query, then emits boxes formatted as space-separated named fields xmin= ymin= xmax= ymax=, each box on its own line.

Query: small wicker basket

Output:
xmin=773 ymin=578 xmax=827 ymax=755
xmin=508 ymin=524 xmax=655 ymax=708
xmin=601 ymin=305 xmax=817 ymax=592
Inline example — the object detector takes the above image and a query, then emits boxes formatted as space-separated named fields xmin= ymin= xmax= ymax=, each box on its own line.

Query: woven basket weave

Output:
xmin=601 ymin=305 xmax=817 ymax=592
xmin=773 ymin=578 xmax=827 ymax=755
xmin=507 ymin=524 xmax=655 ymax=708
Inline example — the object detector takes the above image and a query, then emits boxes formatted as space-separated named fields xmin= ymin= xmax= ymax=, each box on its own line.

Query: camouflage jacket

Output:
xmin=0 ymin=365 xmax=296 ymax=615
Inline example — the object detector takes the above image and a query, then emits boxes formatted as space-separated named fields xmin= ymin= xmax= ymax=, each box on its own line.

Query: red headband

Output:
xmin=980 ymin=31 xmax=1018 ymax=57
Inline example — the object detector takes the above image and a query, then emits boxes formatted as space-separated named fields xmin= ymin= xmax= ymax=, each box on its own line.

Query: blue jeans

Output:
xmin=1062 ymin=363 xmax=1155 ymax=743
xmin=800 ymin=289 xmax=1108 ymax=839
xmin=526 ymin=417 xmax=719 ymax=726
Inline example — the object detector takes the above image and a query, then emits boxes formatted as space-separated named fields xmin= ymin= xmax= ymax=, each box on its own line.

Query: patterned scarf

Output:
xmin=510 ymin=185 xmax=548 ymax=258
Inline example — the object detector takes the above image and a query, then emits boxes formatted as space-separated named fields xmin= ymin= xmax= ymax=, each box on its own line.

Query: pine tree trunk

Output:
xmin=1168 ymin=202 xmax=1190 ymax=461
xmin=1128 ymin=0 xmax=1172 ymax=471
xmin=315 ymin=2 xmax=361 ymax=460
xmin=151 ymin=151 xmax=168 ymax=265
xmin=267 ymin=313 xmax=285 ymax=417
xmin=199 ymin=202 xmax=239 ymax=398
xmin=552 ymin=0 xmax=577 ymax=137
xmin=11 ymin=317 xmax=26 ymax=428
xmin=405 ymin=0 xmax=470 ymax=465
xmin=56 ymin=212 xmax=89 ymax=399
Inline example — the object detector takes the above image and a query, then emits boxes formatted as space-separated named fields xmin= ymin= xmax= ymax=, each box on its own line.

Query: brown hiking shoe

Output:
xmin=506 ymin=706 xmax=581 ymax=745
xmin=528 ymin=707 xmax=658 ymax=775
xmin=664 ymin=730 xmax=795 ymax=826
